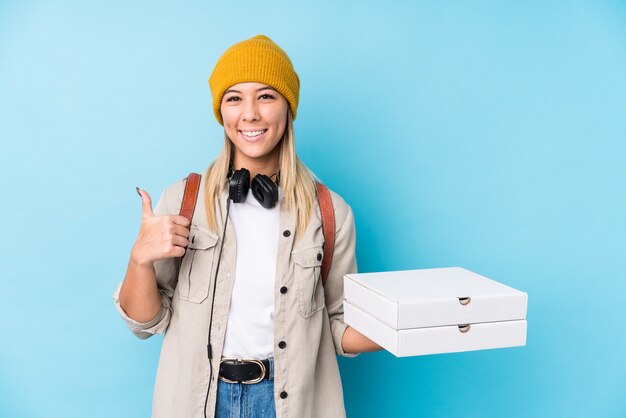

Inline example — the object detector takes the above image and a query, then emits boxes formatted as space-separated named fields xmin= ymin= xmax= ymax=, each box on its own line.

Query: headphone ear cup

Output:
xmin=229 ymin=168 xmax=250 ymax=203
xmin=251 ymin=174 xmax=279 ymax=209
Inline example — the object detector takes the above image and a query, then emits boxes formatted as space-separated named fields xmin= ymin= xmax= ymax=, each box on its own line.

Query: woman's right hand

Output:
xmin=130 ymin=188 xmax=192 ymax=267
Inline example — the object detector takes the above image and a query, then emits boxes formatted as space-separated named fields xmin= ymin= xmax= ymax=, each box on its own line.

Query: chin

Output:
xmin=240 ymin=150 xmax=273 ymax=160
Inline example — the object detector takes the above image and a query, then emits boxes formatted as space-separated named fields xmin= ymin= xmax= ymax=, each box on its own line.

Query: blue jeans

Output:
xmin=215 ymin=358 xmax=276 ymax=418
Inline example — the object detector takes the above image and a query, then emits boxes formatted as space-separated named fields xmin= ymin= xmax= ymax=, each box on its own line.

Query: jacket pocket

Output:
xmin=291 ymin=245 xmax=325 ymax=318
xmin=178 ymin=225 xmax=219 ymax=303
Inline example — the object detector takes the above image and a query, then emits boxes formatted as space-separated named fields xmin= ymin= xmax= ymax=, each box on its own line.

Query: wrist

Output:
xmin=129 ymin=250 xmax=154 ymax=269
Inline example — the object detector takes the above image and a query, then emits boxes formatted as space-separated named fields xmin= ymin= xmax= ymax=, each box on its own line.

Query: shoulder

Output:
xmin=158 ymin=172 xmax=199 ymax=215
xmin=320 ymin=184 xmax=354 ymax=227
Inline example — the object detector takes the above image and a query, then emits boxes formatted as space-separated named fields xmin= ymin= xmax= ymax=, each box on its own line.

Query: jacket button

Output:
xmin=280 ymin=391 xmax=288 ymax=399
xmin=280 ymin=286 xmax=288 ymax=294
xmin=317 ymin=253 xmax=322 ymax=261
xmin=283 ymin=230 xmax=291 ymax=237
xmin=278 ymin=341 xmax=287 ymax=349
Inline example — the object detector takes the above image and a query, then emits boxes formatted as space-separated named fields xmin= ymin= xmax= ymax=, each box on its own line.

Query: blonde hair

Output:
xmin=203 ymin=109 xmax=318 ymax=238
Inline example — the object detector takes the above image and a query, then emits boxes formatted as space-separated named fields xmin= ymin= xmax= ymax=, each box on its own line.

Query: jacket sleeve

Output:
xmin=112 ymin=186 xmax=181 ymax=340
xmin=323 ymin=198 xmax=359 ymax=357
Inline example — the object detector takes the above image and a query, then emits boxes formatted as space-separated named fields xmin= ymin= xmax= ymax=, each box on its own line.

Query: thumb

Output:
xmin=136 ymin=187 xmax=155 ymax=219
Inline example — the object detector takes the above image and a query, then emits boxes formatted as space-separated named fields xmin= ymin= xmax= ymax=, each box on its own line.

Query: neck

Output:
xmin=232 ymin=150 xmax=280 ymax=181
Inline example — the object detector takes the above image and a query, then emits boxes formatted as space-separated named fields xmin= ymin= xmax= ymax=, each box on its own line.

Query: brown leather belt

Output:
xmin=219 ymin=358 xmax=272 ymax=384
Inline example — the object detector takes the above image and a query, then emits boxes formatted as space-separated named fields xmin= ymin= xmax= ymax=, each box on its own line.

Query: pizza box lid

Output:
xmin=344 ymin=267 xmax=528 ymax=330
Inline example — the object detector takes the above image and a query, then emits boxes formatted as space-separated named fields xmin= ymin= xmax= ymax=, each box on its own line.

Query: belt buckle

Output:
xmin=219 ymin=358 xmax=267 ymax=384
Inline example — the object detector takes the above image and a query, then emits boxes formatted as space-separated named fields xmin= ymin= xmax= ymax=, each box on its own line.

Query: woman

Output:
xmin=113 ymin=34 xmax=381 ymax=418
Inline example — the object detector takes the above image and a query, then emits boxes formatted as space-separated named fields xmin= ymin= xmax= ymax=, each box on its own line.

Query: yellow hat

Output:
xmin=208 ymin=34 xmax=300 ymax=125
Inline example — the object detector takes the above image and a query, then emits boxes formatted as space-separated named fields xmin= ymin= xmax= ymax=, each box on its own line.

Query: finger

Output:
xmin=171 ymin=245 xmax=186 ymax=258
xmin=171 ymin=235 xmax=190 ymax=249
xmin=172 ymin=224 xmax=191 ymax=238
xmin=137 ymin=187 xmax=155 ymax=219
xmin=170 ymin=215 xmax=192 ymax=228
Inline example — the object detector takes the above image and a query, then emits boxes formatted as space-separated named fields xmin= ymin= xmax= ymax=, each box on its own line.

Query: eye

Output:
xmin=259 ymin=93 xmax=275 ymax=100
xmin=225 ymin=96 xmax=240 ymax=102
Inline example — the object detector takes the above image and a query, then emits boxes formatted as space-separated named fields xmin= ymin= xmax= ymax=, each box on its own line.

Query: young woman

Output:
xmin=113 ymin=34 xmax=381 ymax=418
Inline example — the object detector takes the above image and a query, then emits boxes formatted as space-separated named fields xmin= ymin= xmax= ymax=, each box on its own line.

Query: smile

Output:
xmin=240 ymin=129 xmax=268 ymax=139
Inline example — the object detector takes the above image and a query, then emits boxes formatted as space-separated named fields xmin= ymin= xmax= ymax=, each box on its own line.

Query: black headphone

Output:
xmin=228 ymin=167 xmax=280 ymax=209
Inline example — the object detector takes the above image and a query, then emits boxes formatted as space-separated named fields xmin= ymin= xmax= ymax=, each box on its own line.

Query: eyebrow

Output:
xmin=224 ymin=86 xmax=277 ymax=95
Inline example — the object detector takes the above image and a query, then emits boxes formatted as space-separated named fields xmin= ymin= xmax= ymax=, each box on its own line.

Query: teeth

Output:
xmin=241 ymin=129 xmax=266 ymax=137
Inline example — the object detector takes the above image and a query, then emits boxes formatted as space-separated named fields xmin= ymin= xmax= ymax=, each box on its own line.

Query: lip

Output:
xmin=238 ymin=129 xmax=268 ymax=143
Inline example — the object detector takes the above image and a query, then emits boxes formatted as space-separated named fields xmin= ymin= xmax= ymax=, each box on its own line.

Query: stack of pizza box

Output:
xmin=343 ymin=267 xmax=528 ymax=357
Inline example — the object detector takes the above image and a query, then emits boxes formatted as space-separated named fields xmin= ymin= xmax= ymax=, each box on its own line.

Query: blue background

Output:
xmin=1 ymin=1 xmax=625 ymax=417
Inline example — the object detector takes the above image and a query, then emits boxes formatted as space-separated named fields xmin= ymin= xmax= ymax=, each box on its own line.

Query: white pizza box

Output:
xmin=343 ymin=267 xmax=527 ymax=357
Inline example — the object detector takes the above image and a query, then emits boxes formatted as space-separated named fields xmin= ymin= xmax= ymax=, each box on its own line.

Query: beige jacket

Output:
xmin=113 ymin=170 xmax=358 ymax=418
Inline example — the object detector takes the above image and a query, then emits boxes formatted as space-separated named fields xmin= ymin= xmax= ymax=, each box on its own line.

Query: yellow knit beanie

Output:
xmin=208 ymin=34 xmax=300 ymax=126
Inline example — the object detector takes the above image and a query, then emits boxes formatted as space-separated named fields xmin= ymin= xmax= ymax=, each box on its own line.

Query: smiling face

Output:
xmin=220 ymin=82 xmax=289 ymax=175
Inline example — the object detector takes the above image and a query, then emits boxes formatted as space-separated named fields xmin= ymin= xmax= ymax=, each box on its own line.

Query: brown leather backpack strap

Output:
xmin=179 ymin=172 xmax=201 ymax=223
xmin=315 ymin=182 xmax=335 ymax=285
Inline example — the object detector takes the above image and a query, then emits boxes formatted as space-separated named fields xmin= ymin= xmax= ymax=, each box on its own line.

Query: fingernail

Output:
xmin=136 ymin=186 xmax=141 ymax=197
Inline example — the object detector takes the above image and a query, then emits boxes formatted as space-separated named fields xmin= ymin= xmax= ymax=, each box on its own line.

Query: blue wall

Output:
xmin=1 ymin=1 xmax=625 ymax=417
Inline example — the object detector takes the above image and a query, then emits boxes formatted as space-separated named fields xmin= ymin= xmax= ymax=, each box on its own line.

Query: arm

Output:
xmin=112 ymin=184 xmax=186 ymax=339
xmin=324 ymin=198 xmax=382 ymax=355
xmin=118 ymin=256 xmax=161 ymax=324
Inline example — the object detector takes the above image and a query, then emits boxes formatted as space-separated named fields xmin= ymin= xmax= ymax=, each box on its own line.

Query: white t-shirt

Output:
xmin=221 ymin=186 xmax=283 ymax=360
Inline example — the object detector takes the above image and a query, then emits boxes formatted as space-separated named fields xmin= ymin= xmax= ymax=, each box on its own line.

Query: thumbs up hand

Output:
xmin=130 ymin=187 xmax=192 ymax=267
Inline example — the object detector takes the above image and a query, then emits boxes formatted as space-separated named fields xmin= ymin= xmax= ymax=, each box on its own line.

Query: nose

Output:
xmin=241 ymin=98 xmax=260 ymax=122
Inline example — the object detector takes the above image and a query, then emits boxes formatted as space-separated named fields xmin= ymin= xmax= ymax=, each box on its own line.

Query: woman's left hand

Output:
xmin=341 ymin=326 xmax=383 ymax=354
